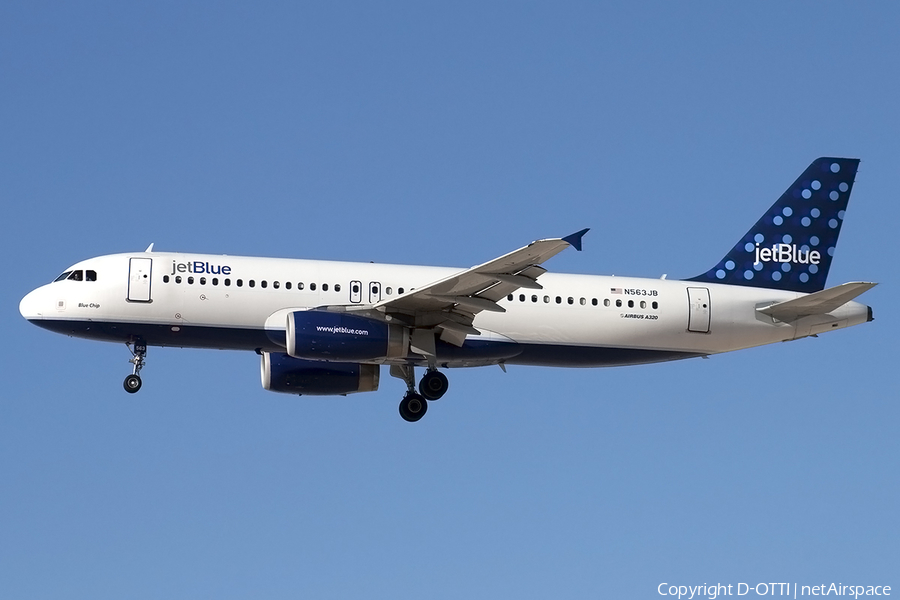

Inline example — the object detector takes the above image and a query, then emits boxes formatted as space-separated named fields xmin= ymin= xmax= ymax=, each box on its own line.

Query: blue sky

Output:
xmin=2 ymin=2 xmax=897 ymax=598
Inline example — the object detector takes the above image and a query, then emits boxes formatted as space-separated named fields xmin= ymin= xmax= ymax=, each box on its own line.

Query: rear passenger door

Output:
xmin=686 ymin=287 xmax=710 ymax=333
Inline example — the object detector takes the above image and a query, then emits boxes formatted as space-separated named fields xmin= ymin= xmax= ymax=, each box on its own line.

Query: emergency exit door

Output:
xmin=369 ymin=281 xmax=382 ymax=303
xmin=350 ymin=280 xmax=362 ymax=303
xmin=127 ymin=258 xmax=153 ymax=302
xmin=686 ymin=287 xmax=710 ymax=333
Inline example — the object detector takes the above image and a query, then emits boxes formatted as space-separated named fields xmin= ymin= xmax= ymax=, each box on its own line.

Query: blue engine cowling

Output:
xmin=286 ymin=310 xmax=408 ymax=362
xmin=261 ymin=352 xmax=379 ymax=395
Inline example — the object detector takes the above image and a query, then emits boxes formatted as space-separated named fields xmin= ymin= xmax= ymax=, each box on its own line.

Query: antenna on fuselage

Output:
xmin=145 ymin=243 xmax=154 ymax=253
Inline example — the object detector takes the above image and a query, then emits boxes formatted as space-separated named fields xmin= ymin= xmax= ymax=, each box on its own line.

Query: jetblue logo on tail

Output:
xmin=689 ymin=157 xmax=859 ymax=293
xmin=754 ymin=243 xmax=821 ymax=266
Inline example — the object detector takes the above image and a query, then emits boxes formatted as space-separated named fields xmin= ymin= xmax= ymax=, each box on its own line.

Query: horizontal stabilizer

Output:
xmin=758 ymin=281 xmax=877 ymax=322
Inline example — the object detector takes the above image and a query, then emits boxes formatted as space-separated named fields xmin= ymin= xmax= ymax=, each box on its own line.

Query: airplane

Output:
xmin=19 ymin=157 xmax=876 ymax=422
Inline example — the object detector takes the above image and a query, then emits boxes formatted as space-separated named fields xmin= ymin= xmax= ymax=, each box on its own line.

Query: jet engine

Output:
xmin=286 ymin=310 xmax=408 ymax=362
xmin=260 ymin=352 xmax=379 ymax=395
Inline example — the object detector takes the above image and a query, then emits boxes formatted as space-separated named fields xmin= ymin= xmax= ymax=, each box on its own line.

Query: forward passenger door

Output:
xmin=127 ymin=258 xmax=153 ymax=303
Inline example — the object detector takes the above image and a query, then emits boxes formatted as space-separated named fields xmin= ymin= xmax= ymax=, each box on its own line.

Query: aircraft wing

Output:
xmin=372 ymin=229 xmax=589 ymax=347
xmin=757 ymin=281 xmax=877 ymax=322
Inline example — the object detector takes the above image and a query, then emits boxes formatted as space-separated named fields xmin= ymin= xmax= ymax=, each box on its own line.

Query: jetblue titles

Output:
xmin=171 ymin=260 xmax=232 ymax=275
xmin=754 ymin=243 xmax=821 ymax=266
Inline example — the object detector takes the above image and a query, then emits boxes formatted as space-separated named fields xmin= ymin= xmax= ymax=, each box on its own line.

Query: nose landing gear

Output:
xmin=123 ymin=340 xmax=147 ymax=393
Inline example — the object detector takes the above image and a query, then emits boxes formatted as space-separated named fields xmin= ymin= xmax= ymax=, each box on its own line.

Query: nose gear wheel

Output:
xmin=123 ymin=374 xmax=142 ymax=393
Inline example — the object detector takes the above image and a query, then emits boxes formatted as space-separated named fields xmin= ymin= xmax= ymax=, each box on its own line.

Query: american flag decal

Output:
xmin=610 ymin=288 xmax=623 ymax=294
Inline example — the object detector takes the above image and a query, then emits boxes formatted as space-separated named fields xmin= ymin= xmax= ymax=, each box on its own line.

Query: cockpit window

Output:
xmin=53 ymin=269 xmax=97 ymax=282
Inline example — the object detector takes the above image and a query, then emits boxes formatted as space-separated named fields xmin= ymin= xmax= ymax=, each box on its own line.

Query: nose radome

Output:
xmin=19 ymin=287 xmax=45 ymax=320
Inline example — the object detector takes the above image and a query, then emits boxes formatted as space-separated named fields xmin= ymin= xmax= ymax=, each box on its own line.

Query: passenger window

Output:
xmin=628 ymin=300 xmax=634 ymax=308
xmin=310 ymin=283 xmax=316 ymax=291
xmin=86 ymin=270 xmax=97 ymax=281
xmin=519 ymin=294 xmax=525 ymax=302
xmin=285 ymin=282 xmax=292 ymax=290
xmin=652 ymin=301 xmax=658 ymax=310
xmin=592 ymin=298 xmax=598 ymax=306
xmin=543 ymin=295 xmax=550 ymax=303
xmin=187 ymin=277 xmax=194 ymax=285
xmin=212 ymin=278 xmax=218 ymax=286
xmin=200 ymin=277 xmax=206 ymax=285
xmin=398 ymin=287 xmax=405 ymax=294
xmin=249 ymin=280 xmax=256 ymax=288
xmin=225 ymin=278 xmax=231 ymax=286
xmin=335 ymin=284 xmax=341 ymax=292
xmin=298 ymin=282 xmax=304 ymax=290
xmin=386 ymin=287 xmax=393 ymax=295
xmin=261 ymin=280 xmax=267 ymax=288
xmin=323 ymin=283 xmax=329 ymax=292
xmin=556 ymin=296 xmax=562 ymax=304
xmin=175 ymin=276 xmax=182 ymax=284
xmin=532 ymin=295 xmax=538 ymax=303
xmin=163 ymin=275 xmax=170 ymax=283
xmin=640 ymin=300 xmax=646 ymax=309
xmin=237 ymin=279 xmax=243 ymax=287
xmin=603 ymin=299 xmax=610 ymax=307
xmin=616 ymin=299 xmax=622 ymax=308
xmin=273 ymin=281 xmax=280 ymax=289
xmin=507 ymin=294 xmax=513 ymax=301
xmin=580 ymin=298 xmax=586 ymax=306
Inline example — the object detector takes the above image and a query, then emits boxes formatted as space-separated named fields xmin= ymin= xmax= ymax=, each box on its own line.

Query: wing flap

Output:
xmin=758 ymin=281 xmax=877 ymax=322
xmin=426 ymin=295 xmax=506 ymax=313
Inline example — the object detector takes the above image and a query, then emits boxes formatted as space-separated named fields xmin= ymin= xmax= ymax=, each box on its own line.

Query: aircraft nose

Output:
xmin=19 ymin=287 xmax=45 ymax=321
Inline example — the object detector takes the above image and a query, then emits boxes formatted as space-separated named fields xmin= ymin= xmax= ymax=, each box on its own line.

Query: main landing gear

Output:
xmin=419 ymin=369 xmax=449 ymax=401
xmin=399 ymin=392 xmax=427 ymax=422
xmin=123 ymin=340 xmax=147 ymax=393
xmin=393 ymin=365 xmax=450 ymax=422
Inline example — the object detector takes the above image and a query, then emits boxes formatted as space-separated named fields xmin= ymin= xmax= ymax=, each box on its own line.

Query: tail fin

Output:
xmin=688 ymin=157 xmax=860 ymax=293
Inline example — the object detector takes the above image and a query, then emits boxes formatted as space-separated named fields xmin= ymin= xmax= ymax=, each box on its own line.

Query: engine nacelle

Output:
xmin=261 ymin=352 xmax=379 ymax=395
xmin=286 ymin=310 xmax=408 ymax=362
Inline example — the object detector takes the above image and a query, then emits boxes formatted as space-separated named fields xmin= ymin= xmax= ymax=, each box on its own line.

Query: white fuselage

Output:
xmin=19 ymin=251 xmax=871 ymax=369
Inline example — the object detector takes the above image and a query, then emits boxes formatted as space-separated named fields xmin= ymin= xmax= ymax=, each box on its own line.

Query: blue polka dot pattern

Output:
xmin=689 ymin=157 xmax=859 ymax=293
